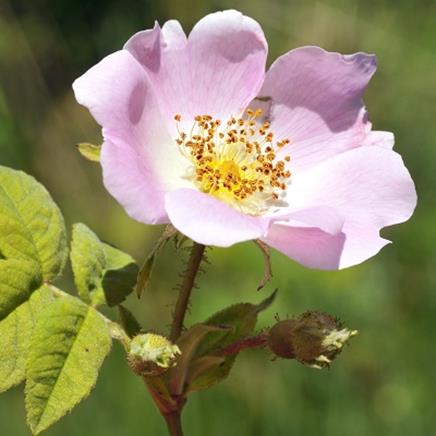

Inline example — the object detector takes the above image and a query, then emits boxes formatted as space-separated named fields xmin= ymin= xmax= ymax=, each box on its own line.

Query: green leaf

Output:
xmin=184 ymin=356 xmax=226 ymax=388
xmin=25 ymin=295 xmax=112 ymax=435
xmin=0 ymin=166 xmax=67 ymax=322
xmin=186 ymin=356 xmax=236 ymax=393
xmin=118 ymin=305 xmax=141 ymax=338
xmin=186 ymin=290 xmax=277 ymax=393
xmin=70 ymin=223 xmax=138 ymax=307
xmin=0 ymin=285 xmax=56 ymax=392
xmin=198 ymin=289 xmax=277 ymax=356
xmin=135 ymin=253 xmax=156 ymax=298
xmin=168 ymin=324 xmax=230 ymax=396
xmin=76 ymin=142 xmax=101 ymax=162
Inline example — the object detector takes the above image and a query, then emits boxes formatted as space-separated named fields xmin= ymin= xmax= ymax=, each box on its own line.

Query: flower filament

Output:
xmin=174 ymin=109 xmax=291 ymax=215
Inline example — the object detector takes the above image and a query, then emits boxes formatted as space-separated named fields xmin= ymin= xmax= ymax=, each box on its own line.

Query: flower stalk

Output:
xmin=142 ymin=242 xmax=205 ymax=436
xmin=163 ymin=411 xmax=184 ymax=436
xmin=170 ymin=242 xmax=206 ymax=342
xmin=216 ymin=333 xmax=270 ymax=356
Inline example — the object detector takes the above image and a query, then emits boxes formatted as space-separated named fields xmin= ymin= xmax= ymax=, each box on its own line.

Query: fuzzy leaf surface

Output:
xmin=25 ymin=295 xmax=111 ymax=434
xmin=0 ymin=166 xmax=67 ymax=322
xmin=0 ymin=285 xmax=55 ymax=392
xmin=70 ymin=223 xmax=138 ymax=306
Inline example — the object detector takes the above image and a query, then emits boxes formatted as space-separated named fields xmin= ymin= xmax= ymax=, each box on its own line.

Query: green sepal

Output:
xmin=135 ymin=225 xmax=177 ymax=298
xmin=0 ymin=166 xmax=67 ymax=321
xmin=76 ymin=142 xmax=101 ymax=162
xmin=25 ymin=295 xmax=112 ymax=435
xmin=70 ymin=223 xmax=138 ymax=307
xmin=135 ymin=253 xmax=156 ymax=298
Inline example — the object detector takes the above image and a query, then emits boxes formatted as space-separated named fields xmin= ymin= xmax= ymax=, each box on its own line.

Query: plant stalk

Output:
xmin=170 ymin=242 xmax=205 ymax=342
xmin=164 ymin=411 xmax=183 ymax=436
xmin=216 ymin=333 xmax=269 ymax=356
xmin=163 ymin=411 xmax=184 ymax=436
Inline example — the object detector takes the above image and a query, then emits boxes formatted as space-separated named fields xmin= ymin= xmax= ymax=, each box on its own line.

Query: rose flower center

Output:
xmin=174 ymin=109 xmax=291 ymax=216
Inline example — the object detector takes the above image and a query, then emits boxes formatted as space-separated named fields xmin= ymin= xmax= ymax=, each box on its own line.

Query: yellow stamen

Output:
xmin=174 ymin=109 xmax=292 ymax=215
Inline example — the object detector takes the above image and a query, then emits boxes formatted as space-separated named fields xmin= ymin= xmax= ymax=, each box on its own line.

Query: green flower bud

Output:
xmin=268 ymin=311 xmax=357 ymax=369
xmin=128 ymin=333 xmax=181 ymax=376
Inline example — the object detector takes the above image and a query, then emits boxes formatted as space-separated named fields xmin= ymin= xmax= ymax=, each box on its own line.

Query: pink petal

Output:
xmin=73 ymin=50 xmax=151 ymax=143
xmin=264 ymin=225 xmax=347 ymax=270
xmin=362 ymin=130 xmax=394 ymax=149
xmin=73 ymin=50 xmax=190 ymax=224
xmin=263 ymin=206 xmax=346 ymax=270
xmin=125 ymin=10 xmax=267 ymax=123
xmin=265 ymin=146 xmax=416 ymax=269
xmin=280 ymin=206 xmax=345 ymax=234
xmin=165 ymin=189 xmax=270 ymax=247
xmin=257 ymin=46 xmax=377 ymax=171
xmin=101 ymin=139 xmax=168 ymax=224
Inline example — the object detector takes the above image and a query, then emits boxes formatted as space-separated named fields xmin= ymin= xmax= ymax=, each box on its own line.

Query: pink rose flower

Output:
xmin=73 ymin=10 xmax=416 ymax=270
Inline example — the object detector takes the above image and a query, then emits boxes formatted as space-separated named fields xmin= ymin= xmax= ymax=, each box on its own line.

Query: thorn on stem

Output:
xmin=254 ymin=240 xmax=273 ymax=291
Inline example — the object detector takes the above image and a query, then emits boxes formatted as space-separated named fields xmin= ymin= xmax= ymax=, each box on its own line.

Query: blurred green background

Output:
xmin=1 ymin=0 xmax=435 ymax=435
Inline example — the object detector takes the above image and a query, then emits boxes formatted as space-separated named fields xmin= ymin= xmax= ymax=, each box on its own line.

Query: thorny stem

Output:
xmin=154 ymin=242 xmax=205 ymax=436
xmin=170 ymin=242 xmax=206 ymax=342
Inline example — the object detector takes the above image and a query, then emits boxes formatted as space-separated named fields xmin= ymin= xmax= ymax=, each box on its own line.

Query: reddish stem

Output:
xmin=217 ymin=333 xmax=269 ymax=356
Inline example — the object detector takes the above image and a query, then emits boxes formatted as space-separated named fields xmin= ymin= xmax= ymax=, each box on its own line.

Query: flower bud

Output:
xmin=268 ymin=311 xmax=357 ymax=369
xmin=128 ymin=333 xmax=181 ymax=376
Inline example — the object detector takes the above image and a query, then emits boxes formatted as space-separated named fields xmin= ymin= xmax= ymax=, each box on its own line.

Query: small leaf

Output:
xmin=135 ymin=225 xmax=177 ymax=298
xmin=187 ymin=356 xmax=236 ymax=393
xmin=168 ymin=324 xmax=230 ymax=396
xmin=0 ymin=285 xmax=56 ymax=392
xmin=184 ymin=356 xmax=226 ymax=387
xmin=186 ymin=290 xmax=277 ymax=393
xmin=0 ymin=166 xmax=67 ymax=322
xmin=25 ymin=295 xmax=111 ymax=435
xmin=135 ymin=253 xmax=156 ymax=298
xmin=118 ymin=305 xmax=141 ymax=338
xmin=70 ymin=223 xmax=138 ymax=307
xmin=198 ymin=289 xmax=277 ymax=356
xmin=103 ymin=263 xmax=140 ymax=306
xmin=76 ymin=142 xmax=101 ymax=162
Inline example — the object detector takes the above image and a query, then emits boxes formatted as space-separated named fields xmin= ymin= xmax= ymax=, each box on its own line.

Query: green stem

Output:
xmin=170 ymin=242 xmax=205 ymax=342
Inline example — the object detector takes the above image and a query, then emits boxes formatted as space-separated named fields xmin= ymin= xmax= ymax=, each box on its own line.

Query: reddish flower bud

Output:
xmin=268 ymin=311 xmax=357 ymax=369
